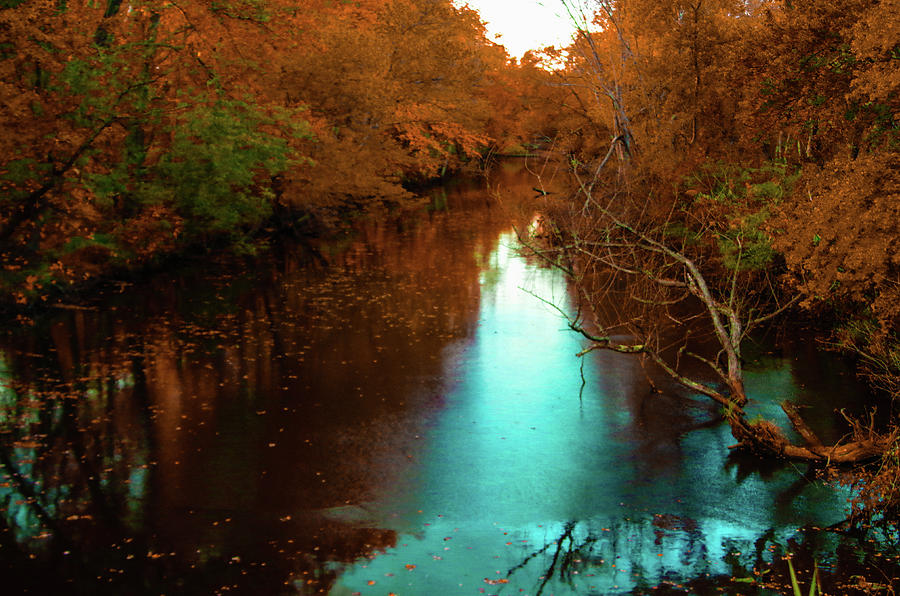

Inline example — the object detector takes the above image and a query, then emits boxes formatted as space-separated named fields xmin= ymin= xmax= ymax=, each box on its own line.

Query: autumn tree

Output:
xmin=0 ymin=0 xmax=316 ymax=304
xmin=547 ymin=0 xmax=754 ymax=178
xmin=531 ymin=178 xmax=893 ymax=464
xmin=746 ymin=0 xmax=900 ymax=338
xmin=275 ymin=0 xmax=505 ymax=214
xmin=755 ymin=2 xmax=899 ymax=517
xmin=533 ymin=0 xmax=898 ymax=470
xmin=0 ymin=0 xmax=524 ymax=304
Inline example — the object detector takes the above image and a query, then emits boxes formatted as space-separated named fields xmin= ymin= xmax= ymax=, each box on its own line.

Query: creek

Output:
xmin=0 ymin=161 xmax=894 ymax=594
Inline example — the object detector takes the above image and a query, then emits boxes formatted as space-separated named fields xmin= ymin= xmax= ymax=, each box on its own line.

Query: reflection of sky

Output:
xmin=0 ymin=354 xmax=50 ymax=545
xmin=0 ymin=350 xmax=150 ymax=548
xmin=330 ymin=231 xmax=854 ymax=594
xmin=414 ymin=232 xmax=633 ymax=524
xmin=0 ymin=218 xmax=861 ymax=593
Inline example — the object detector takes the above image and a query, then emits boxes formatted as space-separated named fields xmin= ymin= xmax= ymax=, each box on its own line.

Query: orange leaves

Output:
xmin=484 ymin=577 xmax=509 ymax=585
xmin=773 ymin=154 xmax=900 ymax=321
xmin=280 ymin=0 xmax=504 ymax=194
xmin=0 ymin=0 xmax=524 ymax=307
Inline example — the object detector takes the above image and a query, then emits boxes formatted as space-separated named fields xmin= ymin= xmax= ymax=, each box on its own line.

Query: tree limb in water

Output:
xmin=522 ymin=183 xmax=891 ymax=465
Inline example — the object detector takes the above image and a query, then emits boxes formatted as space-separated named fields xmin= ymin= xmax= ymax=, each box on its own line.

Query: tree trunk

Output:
xmin=726 ymin=401 xmax=892 ymax=464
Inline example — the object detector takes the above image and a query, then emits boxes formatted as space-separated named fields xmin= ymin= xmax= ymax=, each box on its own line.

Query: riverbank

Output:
xmin=0 ymin=165 xmax=479 ymax=315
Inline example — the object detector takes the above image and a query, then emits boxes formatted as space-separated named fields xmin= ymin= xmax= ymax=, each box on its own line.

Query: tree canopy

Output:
xmin=528 ymin=0 xmax=898 ymax=519
xmin=0 ymin=0 xmax=551 ymax=303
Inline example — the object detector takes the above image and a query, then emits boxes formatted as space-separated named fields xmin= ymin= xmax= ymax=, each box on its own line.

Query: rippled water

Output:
xmin=0 ymin=161 xmax=893 ymax=594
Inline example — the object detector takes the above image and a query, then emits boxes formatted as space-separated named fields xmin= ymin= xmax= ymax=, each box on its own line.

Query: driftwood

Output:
xmin=528 ymin=281 xmax=892 ymax=466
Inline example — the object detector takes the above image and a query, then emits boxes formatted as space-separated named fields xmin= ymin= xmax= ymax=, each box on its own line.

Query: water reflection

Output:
xmin=0 ymin=163 xmax=543 ymax=593
xmin=325 ymin=208 xmax=885 ymax=595
xmin=0 ymin=161 xmax=895 ymax=594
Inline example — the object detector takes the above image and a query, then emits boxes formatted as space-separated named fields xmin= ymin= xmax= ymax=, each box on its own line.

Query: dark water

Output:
xmin=0 ymin=161 xmax=895 ymax=594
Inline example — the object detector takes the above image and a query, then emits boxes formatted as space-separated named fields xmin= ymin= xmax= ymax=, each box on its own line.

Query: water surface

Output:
xmin=0 ymin=161 xmax=892 ymax=594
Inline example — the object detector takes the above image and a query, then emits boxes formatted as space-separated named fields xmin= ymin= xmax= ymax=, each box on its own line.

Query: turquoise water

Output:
xmin=323 ymin=230 xmax=854 ymax=596
xmin=0 ymin=162 xmax=889 ymax=594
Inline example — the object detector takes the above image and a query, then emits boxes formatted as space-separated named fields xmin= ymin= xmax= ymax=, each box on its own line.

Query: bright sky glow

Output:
xmin=457 ymin=0 xmax=581 ymax=59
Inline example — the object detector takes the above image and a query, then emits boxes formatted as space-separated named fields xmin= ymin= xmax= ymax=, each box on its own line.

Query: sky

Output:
xmin=455 ymin=0 xmax=583 ymax=58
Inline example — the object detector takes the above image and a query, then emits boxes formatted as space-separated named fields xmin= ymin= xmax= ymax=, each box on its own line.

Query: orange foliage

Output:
xmin=744 ymin=1 xmax=900 ymax=333
xmin=774 ymin=154 xmax=900 ymax=328
xmin=546 ymin=0 xmax=898 ymax=334
xmin=0 ymin=0 xmax=534 ymax=300
xmin=278 ymin=0 xmax=504 ymax=209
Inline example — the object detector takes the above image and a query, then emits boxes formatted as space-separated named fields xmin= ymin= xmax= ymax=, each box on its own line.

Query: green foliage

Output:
xmin=864 ymin=101 xmax=899 ymax=149
xmin=681 ymin=159 xmax=801 ymax=271
xmin=750 ymin=180 xmax=783 ymax=200
xmin=57 ymin=32 xmax=164 ymax=122
xmin=662 ymin=222 xmax=701 ymax=246
xmin=1 ymin=158 xmax=51 ymax=189
xmin=807 ymin=94 xmax=827 ymax=107
xmin=149 ymin=95 xmax=311 ymax=241
xmin=65 ymin=55 xmax=315 ymax=246
xmin=718 ymin=211 xmax=776 ymax=271
xmin=683 ymin=160 xmax=750 ymax=204
xmin=210 ymin=0 xmax=269 ymax=21
xmin=686 ymin=159 xmax=801 ymax=205
xmin=58 ymin=55 xmax=135 ymax=126
xmin=61 ymin=233 xmax=118 ymax=255
xmin=84 ymin=168 xmax=130 ymax=207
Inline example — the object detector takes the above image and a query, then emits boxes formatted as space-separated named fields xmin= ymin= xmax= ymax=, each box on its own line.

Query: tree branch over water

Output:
xmin=521 ymin=176 xmax=893 ymax=465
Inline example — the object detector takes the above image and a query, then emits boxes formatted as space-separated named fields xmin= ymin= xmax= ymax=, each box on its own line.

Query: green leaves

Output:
xmin=680 ymin=159 xmax=803 ymax=272
xmin=151 ymin=94 xmax=311 ymax=240
xmin=210 ymin=0 xmax=270 ymax=22
xmin=1 ymin=158 xmax=51 ymax=190
xmin=717 ymin=211 xmax=776 ymax=272
xmin=0 ymin=0 xmax=29 ymax=9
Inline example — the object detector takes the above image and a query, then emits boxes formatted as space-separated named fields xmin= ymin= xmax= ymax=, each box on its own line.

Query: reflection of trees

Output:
xmin=506 ymin=521 xmax=600 ymax=596
xmin=0 ymin=343 xmax=156 ymax=591
xmin=0 ymin=279 xmax=414 ymax=592
xmin=0 ymin=279 xmax=413 ymax=594
xmin=0 ymin=166 xmax=542 ymax=592
xmin=501 ymin=517 xmax=900 ymax=595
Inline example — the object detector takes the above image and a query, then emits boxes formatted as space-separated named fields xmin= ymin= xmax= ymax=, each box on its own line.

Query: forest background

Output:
xmin=0 ymin=0 xmax=898 ymax=519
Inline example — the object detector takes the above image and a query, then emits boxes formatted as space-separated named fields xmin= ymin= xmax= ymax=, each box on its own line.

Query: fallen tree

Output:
xmin=525 ymin=0 xmax=896 ymax=468
xmin=525 ymin=173 xmax=894 ymax=465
